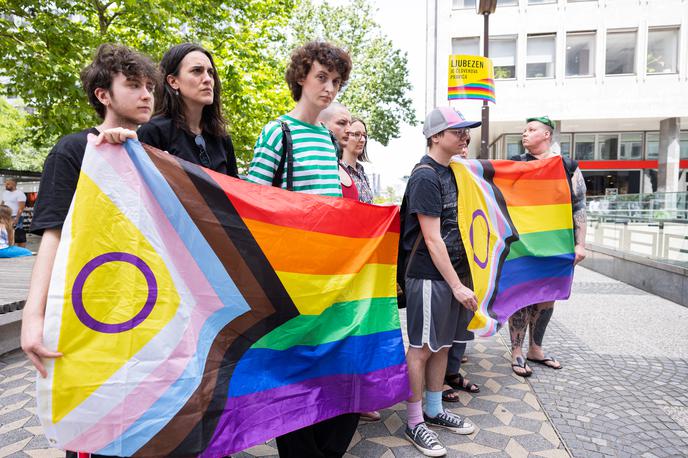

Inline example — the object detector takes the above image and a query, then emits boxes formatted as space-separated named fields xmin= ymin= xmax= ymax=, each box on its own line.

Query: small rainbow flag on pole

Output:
xmin=451 ymin=156 xmax=575 ymax=337
xmin=448 ymin=55 xmax=496 ymax=103
xmin=37 ymin=137 xmax=409 ymax=457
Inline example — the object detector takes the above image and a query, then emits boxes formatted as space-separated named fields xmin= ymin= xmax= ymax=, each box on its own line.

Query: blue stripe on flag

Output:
xmin=229 ymin=330 xmax=406 ymax=397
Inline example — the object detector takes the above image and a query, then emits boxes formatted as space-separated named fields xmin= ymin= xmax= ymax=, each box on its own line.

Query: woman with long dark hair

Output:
xmin=138 ymin=43 xmax=238 ymax=176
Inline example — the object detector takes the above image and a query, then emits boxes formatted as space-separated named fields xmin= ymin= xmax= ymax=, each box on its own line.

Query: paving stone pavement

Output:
xmin=1 ymin=266 xmax=687 ymax=457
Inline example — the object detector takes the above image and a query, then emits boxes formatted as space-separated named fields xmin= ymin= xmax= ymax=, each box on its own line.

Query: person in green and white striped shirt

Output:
xmin=246 ymin=41 xmax=352 ymax=198
xmin=247 ymin=41 xmax=359 ymax=458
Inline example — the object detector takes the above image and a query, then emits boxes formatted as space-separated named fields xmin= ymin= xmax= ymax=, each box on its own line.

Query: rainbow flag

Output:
xmin=448 ymin=78 xmax=496 ymax=103
xmin=37 ymin=137 xmax=409 ymax=457
xmin=451 ymin=157 xmax=575 ymax=337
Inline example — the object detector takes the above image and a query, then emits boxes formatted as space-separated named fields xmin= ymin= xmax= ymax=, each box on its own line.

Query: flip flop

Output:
xmin=445 ymin=373 xmax=480 ymax=393
xmin=511 ymin=356 xmax=532 ymax=377
xmin=527 ymin=355 xmax=562 ymax=370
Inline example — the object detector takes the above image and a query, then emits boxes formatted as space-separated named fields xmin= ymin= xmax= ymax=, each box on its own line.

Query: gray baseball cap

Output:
xmin=423 ymin=107 xmax=481 ymax=139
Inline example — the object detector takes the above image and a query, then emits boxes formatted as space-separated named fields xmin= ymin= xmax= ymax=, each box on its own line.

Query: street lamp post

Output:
xmin=477 ymin=0 xmax=497 ymax=159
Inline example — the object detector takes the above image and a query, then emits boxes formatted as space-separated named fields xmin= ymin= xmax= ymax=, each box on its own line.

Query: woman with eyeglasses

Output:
xmin=138 ymin=43 xmax=238 ymax=176
xmin=340 ymin=117 xmax=374 ymax=203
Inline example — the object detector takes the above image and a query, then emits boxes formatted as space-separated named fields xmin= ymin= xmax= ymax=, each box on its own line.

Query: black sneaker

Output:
xmin=424 ymin=411 xmax=475 ymax=434
xmin=404 ymin=422 xmax=447 ymax=457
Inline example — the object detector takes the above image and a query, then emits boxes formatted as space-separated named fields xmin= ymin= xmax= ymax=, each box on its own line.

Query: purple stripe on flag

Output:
xmin=201 ymin=363 xmax=410 ymax=457
xmin=491 ymin=276 xmax=573 ymax=322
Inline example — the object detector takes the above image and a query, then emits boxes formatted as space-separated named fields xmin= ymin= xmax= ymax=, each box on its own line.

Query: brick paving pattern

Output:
xmin=1 ymin=266 xmax=687 ymax=457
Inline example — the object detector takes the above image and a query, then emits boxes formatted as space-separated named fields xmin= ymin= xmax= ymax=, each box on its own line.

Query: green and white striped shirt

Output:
xmin=247 ymin=115 xmax=342 ymax=197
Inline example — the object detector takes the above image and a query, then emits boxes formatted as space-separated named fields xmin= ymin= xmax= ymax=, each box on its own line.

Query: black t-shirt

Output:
xmin=137 ymin=116 xmax=238 ymax=177
xmin=30 ymin=128 xmax=100 ymax=235
xmin=401 ymin=155 xmax=469 ymax=280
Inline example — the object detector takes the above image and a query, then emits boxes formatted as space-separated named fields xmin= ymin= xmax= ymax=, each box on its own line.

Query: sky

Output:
xmin=347 ymin=0 xmax=428 ymax=193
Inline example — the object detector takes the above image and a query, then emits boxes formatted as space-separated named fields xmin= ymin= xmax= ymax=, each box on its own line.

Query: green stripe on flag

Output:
xmin=507 ymin=229 xmax=574 ymax=260
xmin=252 ymin=297 xmax=400 ymax=350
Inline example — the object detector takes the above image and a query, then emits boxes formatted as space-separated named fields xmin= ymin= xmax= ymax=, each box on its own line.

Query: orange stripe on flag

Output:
xmin=493 ymin=178 xmax=571 ymax=206
xmin=242 ymin=218 xmax=399 ymax=275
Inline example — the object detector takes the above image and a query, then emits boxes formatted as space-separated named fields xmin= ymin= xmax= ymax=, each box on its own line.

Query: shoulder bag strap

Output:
xmin=272 ymin=121 xmax=294 ymax=190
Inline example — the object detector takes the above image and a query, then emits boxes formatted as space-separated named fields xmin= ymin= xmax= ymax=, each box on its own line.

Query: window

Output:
xmin=646 ymin=132 xmax=688 ymax=159
xmin=452 ymin=37 xmax=480 ymax=56
xmin=529 ymin=0 xmax=556 ymax=4
xmin=597 ymin=134 xmax=618 ymax=160
xmin=574 ymin=134 xmax=595 ymax=160
xmin=566 ymin=32 xmax=595 ymax=76
xmin=497 ymin=0 xmax=518 ymax=5
xmin=619 ymin=133 xmax=642 ymax=160
xmin=505 ymin=135 xmax=525 ymax=157
xmin=606 ymin=30 xmax=637 ymax=75
xmin=452 ymin=0 xmax=476 ymax=8
xmin=645 ymin=132 xmax=659 ymax=159
xmin=559 ymin=134 xmax=572 ymax=158
xmin=647 ymin=27 xmax=679 ymax=74
xmin=490 ymin=36 xmax=517 ymax=79
xmin=527 ymin=34 xmax=556 ymax=78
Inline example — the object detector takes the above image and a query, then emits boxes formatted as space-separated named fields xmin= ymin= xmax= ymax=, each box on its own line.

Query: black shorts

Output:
xmin=14 ymin=227 xmax=26 ymax=244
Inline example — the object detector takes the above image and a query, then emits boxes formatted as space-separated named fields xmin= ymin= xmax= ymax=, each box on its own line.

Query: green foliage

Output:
xmin=289 ymin=0 xmax=417 ymax=146
xmin=0 ymin=0 xmax=295 ymax=167
xmin=0 ymin=97 xmax=25 ymax=168
xmin=0 ymin=0 xmax=415 ymax=169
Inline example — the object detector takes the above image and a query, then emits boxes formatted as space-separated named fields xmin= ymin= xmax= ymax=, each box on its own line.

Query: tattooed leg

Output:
xmin=529 ymin=302 xmax=554 ymax=348
xmin=509 ymin=307 xmax=529 ymax=352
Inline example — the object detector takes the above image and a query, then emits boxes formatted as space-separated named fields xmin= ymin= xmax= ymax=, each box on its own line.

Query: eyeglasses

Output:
xmin=194 ymin=134 xmax=211 ymax=168
xmin=348 ymin=131 xmax=368 ymax=141
xmin=446 ymin=129 xmax=468 ymax=138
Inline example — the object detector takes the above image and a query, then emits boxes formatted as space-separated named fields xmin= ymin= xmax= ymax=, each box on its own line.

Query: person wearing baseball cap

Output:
xmin=399 ymin=107 xmax=480 ymax=456
xmin=507 ymin=115 xmax=587 ymax=378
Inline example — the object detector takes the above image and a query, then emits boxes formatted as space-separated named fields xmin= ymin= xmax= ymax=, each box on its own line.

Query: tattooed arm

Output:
xmin=571 ymin=167 xmax=587 ymax=265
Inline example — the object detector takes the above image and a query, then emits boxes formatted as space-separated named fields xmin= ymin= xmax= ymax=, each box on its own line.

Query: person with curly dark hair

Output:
xmin=246 ymin=41 xmax=352 ymax=195
xmin=246 ymin=41 xmax=357 ymax=457
xmin=138 ymin=43 xmax=238 ymax=176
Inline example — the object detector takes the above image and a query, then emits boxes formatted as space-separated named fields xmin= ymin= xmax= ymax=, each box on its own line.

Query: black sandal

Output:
xmin=442 ymin=388 xmax=461 ymax=402
xmin=444 ymin=373 xmax=480 ymax=393
xmin=511 ymin=356 xmax=532 ymax=377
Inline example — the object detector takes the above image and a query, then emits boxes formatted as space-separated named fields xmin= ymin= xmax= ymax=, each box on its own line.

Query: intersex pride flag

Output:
xmin=37 ymin=137 xmax=409 ymax=457
xmin=451 ymin=157 xmax=575 ymax=337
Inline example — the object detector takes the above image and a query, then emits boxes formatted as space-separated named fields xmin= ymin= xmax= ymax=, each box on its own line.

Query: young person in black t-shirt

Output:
xmin=400 ymin=107 xmax=481 ymax=456
xmin=21 ymin=44 xmax=159 ymax=458
xmin=137 ymin=43 xmax=238 ymax=177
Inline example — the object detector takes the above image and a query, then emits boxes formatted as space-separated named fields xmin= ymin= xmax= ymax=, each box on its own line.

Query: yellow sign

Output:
xmin=448 ymin=55 xmax=495 ymax=103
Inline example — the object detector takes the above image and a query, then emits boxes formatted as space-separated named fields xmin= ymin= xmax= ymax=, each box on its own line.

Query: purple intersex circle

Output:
xmin=72 ymin=252 xmax=158 ymax=333
xmin=469 ymin=209 xmax=490 ymax=269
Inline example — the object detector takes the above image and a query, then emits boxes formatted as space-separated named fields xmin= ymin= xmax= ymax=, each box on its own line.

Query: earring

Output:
xmin=174 ymin=89 xmax=179 ymax=96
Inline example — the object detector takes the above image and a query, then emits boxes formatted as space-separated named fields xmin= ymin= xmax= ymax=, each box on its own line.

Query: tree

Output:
xmin=0 ymin=0 xmax=416 ymax=169
xmin=288 ymin=0 xmax=417 ymax=146
xmin=0 ymin=0 xmax=295 ymax=168
xmin=0 ymin=97 xmax=27 ymax=168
